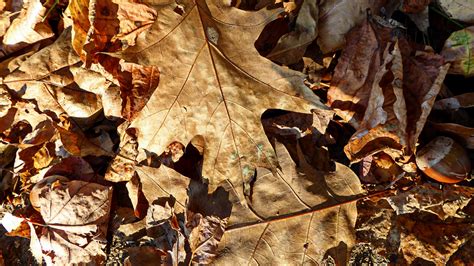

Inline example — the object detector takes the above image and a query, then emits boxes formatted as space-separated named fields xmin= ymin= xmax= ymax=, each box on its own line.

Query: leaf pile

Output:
xmin=0 ymin=0 xmax=473 ymax=265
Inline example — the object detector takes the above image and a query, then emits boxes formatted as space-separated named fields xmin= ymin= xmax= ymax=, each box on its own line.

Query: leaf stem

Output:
xmin=42 ymin=0 xmax=59 ymax=22
xmin=225 ymin=188 xmax=394 ymax=231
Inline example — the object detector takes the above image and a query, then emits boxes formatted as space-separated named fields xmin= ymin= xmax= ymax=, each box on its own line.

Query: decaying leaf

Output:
xmin=328 ymin=17 xmax=449 ymax=162
xmin=3 ymin=29 xmax=106 ymax=120
xmin=110 ymin=0 xmax=327 ymax=201
xmin=187 ymin=211 xmax=226 ymax=264
xmin=442 ymin=26 xmax=474 ymax=76
xmin=267 ymin=0 xmax=390 ymax=64
xmin=265 ymin=0 xmax=318 ymax=65
xmin=1 ymin=0 xmax=473 ymax=263
xmin=397 ymin=216 xmax=474 ymax=265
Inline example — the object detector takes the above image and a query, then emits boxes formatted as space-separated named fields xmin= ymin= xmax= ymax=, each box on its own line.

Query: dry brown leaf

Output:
xmin=67 ymin=0 xmax=157 ymax=62
xmin=136 ymin=165 xmax=190 ymax=213
xmin=124 ymin=246 xmax=168 ymax=265
xmin=397 ymin=216 xmax=474 ymax=265
xmin=328 ymin=18 xmax=449 ymax=162
xmin=438 ymin=0 xmax=474 ymax=24
xmin=105 ymin=127 xmax=139 ymax=182
xmin=267 ymin=0 xmax=390 ymax=64
xmin=3 ymin=29 xmax=105 ymax=120
xmin=28 ymin=178 xmax=113 ymax=265
xmin=133 ymin=184 xmax=229 ymax=265
xmin=266 ymin=0 xmax=318 ymax=65
xmin=110 ymin=0 xmax=327 ymax=202
xmin=317 ymin=0 xmax=389 ymax=53
xmin=2 ymin=0 xmax=54 ymax=46
xmin=134 ymin=132 xmax=363 ymax=264
xmin=187 ymin=211 xmax=226 ymax=264
xmin=442 ymin=26 xmax=474 ymax=77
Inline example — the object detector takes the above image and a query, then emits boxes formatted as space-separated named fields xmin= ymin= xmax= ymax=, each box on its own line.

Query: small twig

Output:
xmin=41 ymin=0 xmax=60 ymax=22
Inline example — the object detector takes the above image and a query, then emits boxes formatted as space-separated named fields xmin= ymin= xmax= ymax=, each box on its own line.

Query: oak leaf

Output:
xmin=266 ymin=0 xmax=390 ymax=64
xmin=215 ymin=140 xmax=363 ymax=265
xmin=110 ymin=0 xmax=326 ymax=201
xmin=134 ymin=135 xmax=364 ymax=264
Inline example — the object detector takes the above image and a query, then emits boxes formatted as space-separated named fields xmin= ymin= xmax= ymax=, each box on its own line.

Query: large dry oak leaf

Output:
xmin=113 ymin=0 xmax=327 ymax=200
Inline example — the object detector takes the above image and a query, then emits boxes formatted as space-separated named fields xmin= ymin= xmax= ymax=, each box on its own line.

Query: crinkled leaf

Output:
xmin=317 ymin=0 xmax=388 ymax=53
xmin=328 ymin=18 xmax=449 ymax=162
xmin=67 ymin=0 xmax=157 ymax=62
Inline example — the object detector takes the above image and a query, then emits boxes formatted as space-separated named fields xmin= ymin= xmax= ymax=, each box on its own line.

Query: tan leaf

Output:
xmin=438 ymin=0 xmax=474 ymax=24
xmin=3 ymin=29 xmax=105 ymax=120
xmin=111 ymin=0 xmax=326 ymax=202
xmin=442 ymin=26 xmax=474 ymax=77
xmin=124 ymin=246 xmax=168 ymax=265
xmin=266 ymin=0 xmax=318 ymax=65
xmin=137 ymin=165 xmax=190 ymax=213
xmin=105 ymin=127 xmax=139 ymax=182
xmin=187 ymin=211 xmax=226 ymax=264
xmin=31 ymin=179 xmax=113 ymax=265
xmin=55 ymin=123 xmax=114 ymax=157
xmin=2 ymin=0 xmax=54 ymax=46
xmin=0 ymin=85 xmax=11 ymax=117
xmin=397 ymin=216 xmax=474 ymax=265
